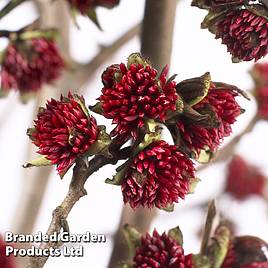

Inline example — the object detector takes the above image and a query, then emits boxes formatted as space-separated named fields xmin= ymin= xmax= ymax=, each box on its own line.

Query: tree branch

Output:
xmin=141 ymin=0 xmax=177 ymax=71
xmin=11 ymin=0 xmax=72 ymax=238
xmin=70 ymin=23 xmax=141 ymax=90
xmin=26 ymin=144 xmax=131 ymax=268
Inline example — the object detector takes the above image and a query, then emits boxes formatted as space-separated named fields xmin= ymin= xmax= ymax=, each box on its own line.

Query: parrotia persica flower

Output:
xmin=0 ymin=235 xmax=15 ymax=268
xmin=121 ymin=140 xmax=196 ymax=209
xmin=27 ymin=93 xmax=99 ymax=175
xmin=225 ymin=155 xmax=266 ymax=200
xmin=0 ymin=38 xmax=64 ymax=94
xmin=99 ymin=54 xmax=179 ymax=139
xmin=176 ymin=82 xmax=243 ymax=159
xmin=222 ymin=236 xmax=268 ymax=268
xmin=213 ymin=9 xmax=268 ymax=62
xmin=133 ymin=229 xmax=193 ymax=268
xmin=67 ymin=0 xmax=119 ymax=14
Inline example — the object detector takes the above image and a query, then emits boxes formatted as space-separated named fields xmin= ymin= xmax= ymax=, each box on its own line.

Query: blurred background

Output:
xmin=0 ymin=0 xmax=268 ymax=267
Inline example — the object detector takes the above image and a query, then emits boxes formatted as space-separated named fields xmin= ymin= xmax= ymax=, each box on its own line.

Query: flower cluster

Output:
xmin=95 ymin=54 xmax=245 ymax=209
xmin=225 ymin=155 xmax=266 ymax=200
xmin=251 ymin=63 xmax=268 ymax=119
xmin=193 ymin=0 xmax=268 ymax=62
xmin=215 ymin=9 xmax=268 ymax=62
xmin=0 ymin=38 xmax=64 ymax=94
xmin=176 ymin=82 xmax=242 ymax=158
xmin=28 ymin=93 xmax=99 ymax=175
xmin=121 ymin=140 xmax=195 ymax=209
xmin=134 ymin=230 xmax=193 ymax=268
xmin=99 ymin=55 xmax=178 ymax=139
xmin=26 ymin=54 xmax=245 ymax=211
xmin=67 ymin=0 xmax=119 ymax=14
xmin=222 ymin=236 xmax=268 ymax=268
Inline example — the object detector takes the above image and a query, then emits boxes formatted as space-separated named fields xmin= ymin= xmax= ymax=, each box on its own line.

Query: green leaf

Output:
xmin=245 ymin=4 xmax=268 ymax=21
xmin=213 ymin=82 xmax=250 ymax=100
xmin=105 ymin=164 xmax=128 ymax=185
xmin=160 ymin=203 xmax=174 ymax=212
xmin=195 ymin=104 xmax=221 ymax=129
xmin=191 ymin=0 xmax=211 ymax=9
xmin=87 ymin=9 xmax=102 ymax=30
xmin=201 ymin=10 xmax=229 ymax=34
xmin=117 ymin=262 xmax=134 ymax=268
xmin=87 ymin=126 xmax=112 ymax=158
xmin=122 ymin=224 xmax=141 ymax=258
xmin=168 ymin=226 xmax=183 ymax=245
xmin=23 ymin=156 xmax=52 ymax=168
xmin=188 ymin=177 xmax=201 ymax=194
xmin=208 ymin=224 xmax=231 ymax=268
xmin=183 ymin=104 xmax=210 ymax=122
xmin=136 ymin=119 xmax=161 ymax=152
xmin=196 ymin=148 xmax=214 ymax=164
xmin=19 ymin=29 xmax=58 ymax=41
xmin=89 ymin=102 xmax=103 ymax=115
xmin=73 ymin=94 xmax=90 ymax=117
xmin=192 ymin=254 xmax=212 ymax=268
xmin=127 ymin=53 xmax=150 ymax=68
xmin=176 ymin=72 xmax=211 ymax=107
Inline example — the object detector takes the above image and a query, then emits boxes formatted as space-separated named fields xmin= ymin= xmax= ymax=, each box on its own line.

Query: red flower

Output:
xmin=177 ymin=84 xmax=242 ymax=157
xmin=121 ymin=140 xmax=195 ymax=209
xmin=225 ymin=155 xmax=265 ymax=200
xmin=0 ymin=38 xmax=64 ymax=93
xmin=222 ymin=236 xmax=268 ymax=268
xmin=101 ymin=64 xmax=120 ymax=87
xmin=134 ymin=229 xmax=193 ymax=268
xmin=215 ymin=9 xmax=268 ymax=61
xmin=28 ymin=93 xmax=99 ymax=175
xmin=100 ymin=62 xmax=178 ymax=139
xmin=67 ymin=0 xmax=119 ymax=14
xmin=0 ymin=235 xmax=15 ymax=268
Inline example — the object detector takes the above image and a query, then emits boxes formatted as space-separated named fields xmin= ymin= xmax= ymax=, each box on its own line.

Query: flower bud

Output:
xmin=176 ymin=72 xmax=211 ymax=106
xmin=222 ymin=236 xmax=268 ymax=267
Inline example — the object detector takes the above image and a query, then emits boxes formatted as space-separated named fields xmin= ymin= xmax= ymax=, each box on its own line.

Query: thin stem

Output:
xmin=26 ymin=145 xmax=131 ymax=268
xmin=0 ymin=30 xmax=11 ymax=38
